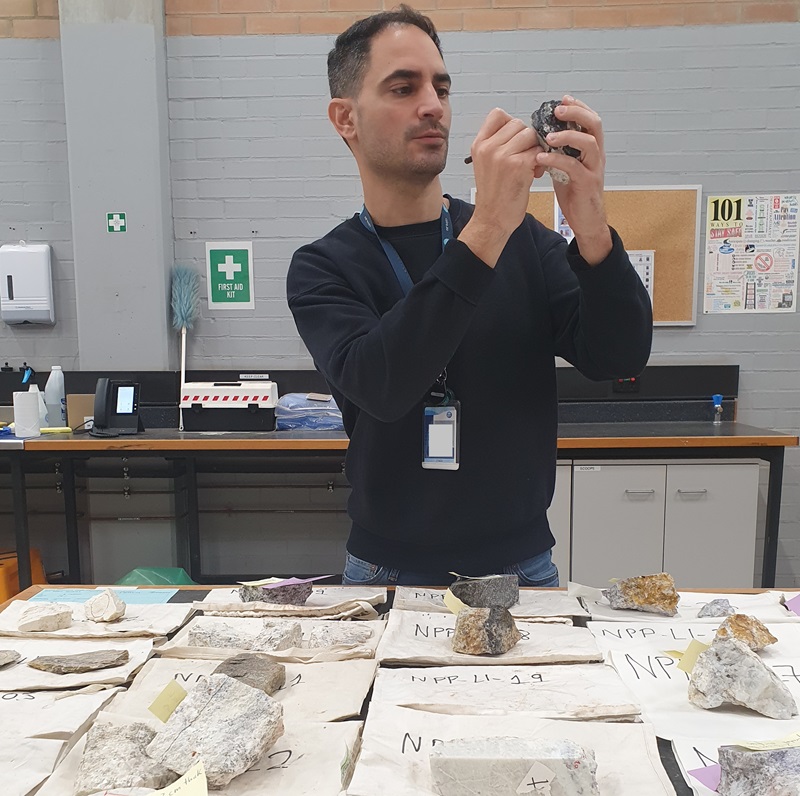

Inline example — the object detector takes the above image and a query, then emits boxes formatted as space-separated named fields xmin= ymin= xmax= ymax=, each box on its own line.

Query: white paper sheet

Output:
xmin=201 ymin=585 xmax=387 ymax=606
xmin=371 ymin=663 xmax=640 ymax=719
xmin=347 ymin=704 xmax=674 ymax=796
xmin=375 ymin=610 xmax=602 ymax=666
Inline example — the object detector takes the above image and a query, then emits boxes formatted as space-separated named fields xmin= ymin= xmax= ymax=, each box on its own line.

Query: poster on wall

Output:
xmin=205 ymin=241 xmax=255 ymax=311
xmin=703 ymin=194 xmax=798 ymax=314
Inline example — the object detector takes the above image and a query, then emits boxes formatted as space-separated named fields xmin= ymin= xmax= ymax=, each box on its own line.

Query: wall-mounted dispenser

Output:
xmin=0 ymin=241 xmax=56 ymax=325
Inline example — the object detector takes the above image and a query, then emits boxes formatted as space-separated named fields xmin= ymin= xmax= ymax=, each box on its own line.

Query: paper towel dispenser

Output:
xmin=0 ymin=241 xmax=56 ymax=325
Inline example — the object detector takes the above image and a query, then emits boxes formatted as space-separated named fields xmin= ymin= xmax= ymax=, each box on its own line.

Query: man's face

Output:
xmin=347 ymin=24 xmax=451 ymax=182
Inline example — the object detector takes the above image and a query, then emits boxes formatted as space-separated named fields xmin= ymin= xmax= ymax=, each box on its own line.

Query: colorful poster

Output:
xmin=704 ymin=194 xmax=798 ymax=313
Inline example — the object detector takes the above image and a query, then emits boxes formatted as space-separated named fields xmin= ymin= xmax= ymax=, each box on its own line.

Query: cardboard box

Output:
xmin=67 ymin=393 xmax=94 ymax=431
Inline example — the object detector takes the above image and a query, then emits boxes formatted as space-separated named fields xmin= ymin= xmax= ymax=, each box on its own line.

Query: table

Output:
xmin=3 ymin=423 xmax=796 ymax=590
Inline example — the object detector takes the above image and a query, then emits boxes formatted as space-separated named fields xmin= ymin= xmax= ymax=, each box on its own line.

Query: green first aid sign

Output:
xmin=107 ymin=212 xmax=126 ymax=232
xmin=206 ymin=241 xmax=255 ymax=310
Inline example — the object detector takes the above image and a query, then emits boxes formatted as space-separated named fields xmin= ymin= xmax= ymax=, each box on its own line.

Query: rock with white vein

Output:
xmin=718 ymin=744 xmax=800 ymax=796
xmin=688 ymin=637 xmax=797 ymax=719
xmin=430 ymin=737 xmax=600 ymax=796
xmin=18 ymin=603 xmax=73 ymax=632
xmin=146 ymin=673 xmax=284 ymax=788
xmin=84 ymin=588 xmax=126 ymax=622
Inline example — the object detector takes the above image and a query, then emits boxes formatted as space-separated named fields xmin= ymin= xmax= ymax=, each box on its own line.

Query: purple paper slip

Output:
xmin=262 ymin=575 xmax=334 ymax=589
xmin=688 ymin=764 xmax=721 ymax=791
xmin=785 ymin=593 xmax=800 ymax=616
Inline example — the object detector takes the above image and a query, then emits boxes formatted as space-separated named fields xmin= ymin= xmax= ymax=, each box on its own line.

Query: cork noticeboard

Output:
xmin=527 ymin=185 xmax=702 ymax=325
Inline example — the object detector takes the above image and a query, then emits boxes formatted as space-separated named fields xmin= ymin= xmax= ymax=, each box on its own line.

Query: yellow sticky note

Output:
xmin=732 ymin=731 xmax=800 ymax=751
xmin=443 ymin=588 xmax=469 ymax=616
xmin=662 ymin=650 xmax=685 ymax=659
xmin=677 ymin=639 xmax=710 ymax=673
xmin=148 ymin=679 xmax=188 ymax=723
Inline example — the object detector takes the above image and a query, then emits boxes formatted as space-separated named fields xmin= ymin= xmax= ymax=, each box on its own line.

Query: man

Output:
xmin=287 ymin=6 xmax=652 ymax=587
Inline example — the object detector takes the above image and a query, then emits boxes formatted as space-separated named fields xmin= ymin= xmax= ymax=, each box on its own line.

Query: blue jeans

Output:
xmin=342 ymin=548 xmax=559 ymax=588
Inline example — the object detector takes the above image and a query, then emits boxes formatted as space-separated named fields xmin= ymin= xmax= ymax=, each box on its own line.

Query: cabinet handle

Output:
xmin=624 ymin=489 xmax=655 ymax=495
xmin=676 ymin=489 xmax=708 ymax=496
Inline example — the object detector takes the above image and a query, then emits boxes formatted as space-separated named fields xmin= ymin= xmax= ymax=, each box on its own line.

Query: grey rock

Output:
xmin=450 ymin=575 xmax=519 ymax=609
xmin=698 ymin=598 xmax=736 ymax=618
xmin=239 ymin=582 xmax=313 ymax=605
xmin=452 ymin=607 xmax=521 ymax=656
xmin=146 ymin=673 xmax=284 ymax=789
xmin=307 ymin=623 xmax=373 ymax=648
xmin=530 ymin=100 xmax=581 ymax=185
xmin=252 ymin=620 xmax=303 ymax=652
xmin=213 ymin=653 xmax=286 ymax=695
xmin=28 ymin=649 xmax=130 ymax=674
xmin=718 ymin=744 xmax=800 ymax=796
xmin=430 ymin=736 xmax=600 ymax=796
xmin=0 ymin=650 xmax=21 ymax=668
xmin=603 ymin=573 xmax=679 ymax=616
xmin=188 ymin=622 xmax=257 ymax=650
xmin=85 ymin=588 xmax=126 ymax=622
xmin=74 ymin=721 xmax=178 ymax=796
xmin=689 ymin=637 xmax=797 ymax=719
xmin=18 ymin=603 xmax=73 ymax=632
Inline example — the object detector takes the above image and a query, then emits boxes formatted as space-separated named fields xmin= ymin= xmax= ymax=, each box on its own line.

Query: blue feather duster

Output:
xmin=171 ymin=266 xmax=201 ymax=430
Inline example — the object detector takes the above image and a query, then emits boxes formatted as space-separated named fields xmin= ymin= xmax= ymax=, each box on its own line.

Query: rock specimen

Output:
xmin=84 ymin=588 xmax=126 ymax=622
xmin=146 ymin=673 xmax=284 ymax=788
xmin=452 ymin=607 xmax=521 ymax=656
xmin=239 ymin=582 xmax=313 ymax=605
xmin=213 ymin=653 xmax=286 ymax=695
xmin=17 ymin=602 xmax=73 ymax=632
xmin=307 ymin=623 xmax=373 ymax=648
xmin=689 ymin=637 xmax=797 ymax=719
xmin=449 ymin=574 xmax=519 ymax=610
xmin=430 ymin=737 xmax=599 ymax=796
xmin=716 ymin=613 xmax=777 ymax=651
xmin=698 ymin=598 xmax=736 ymax=618
xmin=188 ymin=621 xmax=256 ymax=650
xmin=74 ymin=721 xmax=178 ymax=796
xmin=603 ymin=573 xmax=679 ymax=616
xmin=28 ymin=649 xmax=129 ymax=674
xmin=252 ymin=620 xmax=303 ymax=652
xmin=530 ymin=99 xmax=581 ymax=184
xmin=0 ymin=650 xmax=21 ymax=668
xmin=718 ymin=744 xmax=800 ymax=796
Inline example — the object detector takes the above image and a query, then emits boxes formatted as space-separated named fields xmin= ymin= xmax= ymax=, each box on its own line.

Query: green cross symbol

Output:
xmin=107 ymin=212 xmax=126 ymax=233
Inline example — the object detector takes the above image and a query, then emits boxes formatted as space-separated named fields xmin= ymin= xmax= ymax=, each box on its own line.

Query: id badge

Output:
xmin=422 ymin=401 xmax=460 ymax=470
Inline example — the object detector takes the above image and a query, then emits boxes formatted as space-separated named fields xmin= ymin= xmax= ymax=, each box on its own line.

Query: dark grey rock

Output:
xmin=718 ymin=744 xmax=800 ymax=796
xmin=452 ymin=607 xmax=521 ymax=656
xmin=28 ymin=649 xmax=129 ymax=674
xmin=239 ymin=582 xmax=313 ymax=605
xmin=0 ymin=650 xmax=21 ymax=668
xmin=530 ymin=99 xmax=582 ymax=159
xmin=450 ymin=575 xmax=519 ymax=609
xmin=698 ymin=598 xmax=736 ymax=618
xmin=213 ymin=653 xmax=286 ymax=695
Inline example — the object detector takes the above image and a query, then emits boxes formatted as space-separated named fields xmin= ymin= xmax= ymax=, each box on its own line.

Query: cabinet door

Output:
xmin=571 ymin=464 xmax=666 ymax=586
xmin=663 ymin=463 xmax=759 ymax=588
xmin=547 ymin=464 xmax=572 ymax=584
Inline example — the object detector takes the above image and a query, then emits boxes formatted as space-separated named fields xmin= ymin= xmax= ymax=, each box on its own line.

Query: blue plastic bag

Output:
xmin=275 ymin=393 xmax=344 ymax=431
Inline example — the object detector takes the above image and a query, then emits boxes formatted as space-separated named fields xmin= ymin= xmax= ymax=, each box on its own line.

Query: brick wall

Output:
xmin=2 ymin=0 xmax=798 ymax=37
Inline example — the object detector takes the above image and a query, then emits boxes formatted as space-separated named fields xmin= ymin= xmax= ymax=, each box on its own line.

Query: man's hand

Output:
xmin=536 ymin=95 xmax=611 ymax=265
xmin=459 ymin=108 xmax=546 ymax=268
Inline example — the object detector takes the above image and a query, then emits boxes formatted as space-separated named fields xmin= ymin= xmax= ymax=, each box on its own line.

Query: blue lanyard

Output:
xmin=359 ymin=205 xmax=453 ymax=296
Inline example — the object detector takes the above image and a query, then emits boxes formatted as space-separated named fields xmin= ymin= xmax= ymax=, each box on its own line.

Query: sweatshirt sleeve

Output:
xmin=542 ymin=225 xmax=653 ymax=380
xmin=287 ymin=237 xmax=494 ymax=423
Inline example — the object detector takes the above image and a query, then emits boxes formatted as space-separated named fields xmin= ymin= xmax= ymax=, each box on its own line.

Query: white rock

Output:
xmin=18 ymin=603 xmax=73 ymax=632
xmin=146 ymin=673 xmax=284 ymax=789
xmin=74 ymin=721 xmax=178 ymax=796
xmin=307 ymin=623 xmax=373 ymax=648
xmin=430 ymin=736 xmax=599 ymax=796
xmin=718 ymin=744 xmax=800 ymax=796
xmin=689 ymin=637 xmax=798 ymax=719
xmin=188 ymin=621 xmax=258 ymax=650
xmin=84 ymin=589 xmax=126 ymax=622
xmin=252 ymin=620 xmax=303 ymax=652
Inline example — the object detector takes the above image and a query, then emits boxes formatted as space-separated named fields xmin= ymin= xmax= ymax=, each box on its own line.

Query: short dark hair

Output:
xmin=327 ymin=5 xmax=442 ymax=99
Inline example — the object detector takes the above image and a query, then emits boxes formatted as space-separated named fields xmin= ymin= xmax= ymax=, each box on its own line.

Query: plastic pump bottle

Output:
xmin=44 ymin=365 xmax=66 ymax=427
xmin=29 ymin=383 xmax=48 ymax=428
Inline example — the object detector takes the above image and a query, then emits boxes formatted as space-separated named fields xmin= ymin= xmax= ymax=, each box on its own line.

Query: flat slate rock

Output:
xmin=28 ymin=649 xmax=130 ymax=674
xmin=239 ymin=583 xmax=313 ymax=605
xmin=0 ymin=650 xmax=21 ymax=668
xmin=450 ymin=575 xmax=519 ymax=609
xmin=213 ymin=653 xmax=286 ymax=695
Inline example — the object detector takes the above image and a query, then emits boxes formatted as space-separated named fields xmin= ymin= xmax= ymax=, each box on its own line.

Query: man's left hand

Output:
xmin=535 ymin=95 xmax=612 ymax=265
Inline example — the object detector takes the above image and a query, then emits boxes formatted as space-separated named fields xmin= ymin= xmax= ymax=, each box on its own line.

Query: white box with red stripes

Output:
xmin=180 ymin=381 xmax=278 ymax=431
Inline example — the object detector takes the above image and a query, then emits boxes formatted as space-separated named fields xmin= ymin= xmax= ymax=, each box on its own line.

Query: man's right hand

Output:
xmin=459 ymin=108 xmax=546 ymax=268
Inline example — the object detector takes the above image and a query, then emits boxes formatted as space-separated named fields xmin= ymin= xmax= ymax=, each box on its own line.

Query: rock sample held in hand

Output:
xmin=28 ymin=649 xmax=129 ymax=674
xmin=146 ymin=673 xmax=285 ymax=789
xmin=603 ymin=573 xmax=679 ymax=616
xmin=716 ymin=613 xmax=778 ymax=651
xmin=0 ymin=650 xmax=21 ymax=668
xmin=307 ymin=623 xmax=373 ymax=649
xmin=74 ymin=721 xmax=178 ymax=796
xmin=449 ymin=574 xmax=519 ymax=610
xmin=718 ymin=744 xmax=800 ymax=796
xmin=84 ymin=589 xmax=126 ymax=622
xmin=213 ymin=653 xmax=286 ymax=696
xmin=688 ymin=636 xmax=797 ymax=719
xmin=17 ymin=603 xmax=73 ymax=632
xmin=239 ymin=582 xmax=313 ymax=605
xmin=430 ymin=737 xmax=600 ymax=796
xmin=698 ymin=598 xmax=736 ymax=618
xmin=452 ymin=607 xmax=521 ymax=656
